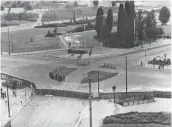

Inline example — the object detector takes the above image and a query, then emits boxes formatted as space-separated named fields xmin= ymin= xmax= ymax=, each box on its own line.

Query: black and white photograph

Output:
xmin=0 ymin=0 xmax=171 ymax=127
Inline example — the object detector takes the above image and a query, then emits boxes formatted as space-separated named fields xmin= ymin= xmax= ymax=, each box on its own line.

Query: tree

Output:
xmin=73 ymin=12 xmax=76 ymax=23
xmin=1 ymin=6 xmax=4 ymax=11
xmin=144 ymin=9 xmax=157 ymax=28
xmin=106 ymin=8 xmax=113 ymax=33
xmin=146 ymin=27 xmax=159 ymax=40
xmin=53 ymin=27 xmax=57 ymax=35
xmin=73 ymin=1 xmax=78 ymax=7
xmin=93 ymin=1 xmax=99 ymax=7
xmin=159 ymin=6 xmax=171 ymax=25
xmin=95 ymin=7 xmax=104 ymax=38
xmin=20 ymin=1 xmax=33 ymax=10
xmin=12 ymin=2 xmax=17 ymax=8
xmin=111 ymin=1 xmax=116 ymax=7
xmin=136 ymin=10 xmax=146 ymax=44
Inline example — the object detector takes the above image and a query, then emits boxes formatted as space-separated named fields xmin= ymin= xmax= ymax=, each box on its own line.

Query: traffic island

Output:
xmin=81 ymin=70 xmax=118 ymax=84
xmin=49 ymin=66 xmax=76 ymax=82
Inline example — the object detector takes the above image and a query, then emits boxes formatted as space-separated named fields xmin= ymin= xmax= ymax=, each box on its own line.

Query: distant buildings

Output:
xmin=3 ymin=8 xmax=24 ymax=14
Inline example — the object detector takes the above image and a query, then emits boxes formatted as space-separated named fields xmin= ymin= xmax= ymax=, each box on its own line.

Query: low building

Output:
xmin=3 ymin=8 xmax=24 ymax=14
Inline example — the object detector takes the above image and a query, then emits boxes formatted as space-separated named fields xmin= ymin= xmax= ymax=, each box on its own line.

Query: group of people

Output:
xmin=1 ymin=88 xmax=6 ymax=99
xmin=12 ymin=85 xmax=17 ymax=97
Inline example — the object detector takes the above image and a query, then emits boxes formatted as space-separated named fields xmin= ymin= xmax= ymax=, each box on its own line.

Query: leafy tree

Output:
xmin=73 ymin=12 xmax=76 ymax=23
xmin=20 ymin=1 xmax=33 ymax=10
xmin=144 ymin=9 xmax=157 ymax=28
xmin=106 ymin=8 xmax=113 ymax=33
xmin=136 ymin=10 xmax=146 ymax=44
xmin=65 ymin=4 xmax=70 ymax=8
xmin=1 ymin=6 xmax=4 ymax=11
xmin=146 ymin=27 xmax=159 ymax=40
xmin=117 ymin=4 xmax=125 ymax=46
xmin=93 ymin=1 xmax=99 ymax=7
xmin=53 ymin=27 xmax=57 ymax=35
xmin=111 ymin=1 xmax=116 ymax=7
xmin=159 ymin=6 xmax=171 ymax=25
xmin=73 ymin=1 xmax=78 ymax=7
xmin=12 ymin=2 xmax=17 ymax=8
xmin=95 ymin=7 xmax=104 ymax=38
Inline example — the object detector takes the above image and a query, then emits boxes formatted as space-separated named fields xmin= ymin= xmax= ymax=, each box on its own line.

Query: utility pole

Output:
xmin=8 ymin=29 xmax=10 ymax=55
xmin=89 ymin=78 xmax=92 ymax=127
xmin=126 ymin=56 xmax=128 ymax=97
xmin=84 ymin=25 xmax=86 ymax=50
xmin=11 ymin=34 xmax=13 ymax=53
xmin=98 ymin=70 xmax=99 ymax=100
xmin=6 ymin=81 xmax=11 ymax=118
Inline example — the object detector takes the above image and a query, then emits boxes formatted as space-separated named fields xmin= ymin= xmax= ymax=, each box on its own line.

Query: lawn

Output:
xmin=1 ymin=26 xmax=77 ymax=53
xmin=81 ymin=70 xmax=118 ymax=84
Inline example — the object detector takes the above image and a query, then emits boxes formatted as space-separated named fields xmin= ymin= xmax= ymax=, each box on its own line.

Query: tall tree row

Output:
xmin=95 ymin=7 xmax=113 ymax=45
xmin=117 ymin=1 xmax=135 ymax=48
xmin=95 ymin=7 xmax=104 ymax=38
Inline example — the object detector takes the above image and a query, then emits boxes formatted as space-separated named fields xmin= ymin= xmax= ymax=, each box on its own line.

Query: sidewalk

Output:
xmin=58 ymin=39 xmax=171 ymax=60
xmin=1 ymin=86 xmax=32 ymax=126
xmin=2 ymin=39 xmax=171 ymax=60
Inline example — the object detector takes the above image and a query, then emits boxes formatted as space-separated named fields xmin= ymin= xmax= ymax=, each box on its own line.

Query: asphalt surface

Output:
xmin=1 ymin=42 xmax=171 ymax=92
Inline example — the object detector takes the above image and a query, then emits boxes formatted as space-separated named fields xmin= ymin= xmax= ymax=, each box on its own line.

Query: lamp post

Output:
xmin=112 ymin=86 xmax=116 ymax=103
xmin=89 ymin=78 xmax=92 ymax=127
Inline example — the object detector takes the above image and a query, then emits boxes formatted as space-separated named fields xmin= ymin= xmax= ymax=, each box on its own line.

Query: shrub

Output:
xmin=167 ymin=59 xmax=171 ymax=65
xmin=35 ymin=23 xmax=68 ymax=28
xmin=158 ymin=27 xmax=164 ymax=35
xmin=67 ymin=24 xmax=95 ymax=33
xmin=45 ymin=30 xmax=55 ymax=37
xmin=49 ymin=72 xmax=53 ymax=79
xmin=146 ymin=27 xmax=164 ymax=39
xmin=166 ymin=35 xmax=171 ymax=39
xmin=68 ymin=49 xmax=88 ymax=54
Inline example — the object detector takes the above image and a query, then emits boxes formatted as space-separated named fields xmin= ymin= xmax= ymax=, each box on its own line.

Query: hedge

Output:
xmin=35 ymin=23 xmax=68 ymax=28
xmin=68 ymin=49 xmax=88 ymax=54
xmin=67 ymin=24 xmax=95 ymax=33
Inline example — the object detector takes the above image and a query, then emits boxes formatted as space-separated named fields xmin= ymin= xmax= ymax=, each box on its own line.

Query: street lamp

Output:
xmin=112 ymin=86 xmax=116 ymax=103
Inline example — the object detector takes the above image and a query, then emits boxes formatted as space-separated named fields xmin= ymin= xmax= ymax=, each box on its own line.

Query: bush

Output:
xmin=35 ymin=23 xmax=68 ymax=28
xmin=68 ymin=49 xmax=88 ymax=54
xmin=4 ymin=12 xmax=38 ymax=22
xmin=49 ymin=72 xmax=53 ymax=79
xmin=67 ymin=24 xmax=95 ymax=33
xmin=146 ymin=27 xmax=164 ymax=39
xmin=167 ymin=59 xmax=171 ymax=65
xmin=165 ymin=35 xmax=171 ymax=39
xmin=45 ymin=30 xmax=55 ymax=37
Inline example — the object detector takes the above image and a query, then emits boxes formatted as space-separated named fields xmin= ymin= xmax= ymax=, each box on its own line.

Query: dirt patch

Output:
xmin=81 ymin=70 xmax=118 ymax=84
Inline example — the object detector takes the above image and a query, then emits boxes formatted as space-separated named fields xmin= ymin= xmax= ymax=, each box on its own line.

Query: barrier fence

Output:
xmin=36 ymin=89 xmax=171 ymax=100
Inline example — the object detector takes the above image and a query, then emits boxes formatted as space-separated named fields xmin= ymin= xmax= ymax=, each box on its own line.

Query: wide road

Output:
xmin=1 ymin=42 xmax=171 ymax=92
